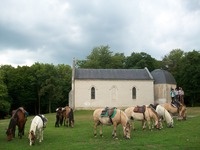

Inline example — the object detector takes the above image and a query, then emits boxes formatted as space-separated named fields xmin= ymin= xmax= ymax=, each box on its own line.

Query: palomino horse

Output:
xmin=93 ymin=107 xmax=131 ymax=139
xmin=162 ymin=102 xmax=186 ymax=120
xmin=55 ymin=107 xmax=64 ymax=127
xmin=6 ymin=107 xmax=28 ymax=141
xmin=150 ymin=104 xmax=173 ymax=128
xmin=29 ymin=115 xmax=48 ymax=146
xmin=63 ymin=106 xmax=74 ymax=127
xmin=124 ymin=105 xmax=160 ymax=130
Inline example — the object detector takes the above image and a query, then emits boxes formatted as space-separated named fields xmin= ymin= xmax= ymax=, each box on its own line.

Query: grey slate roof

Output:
xmin=75 ymin=68 xmax=153 ymax=80
xmin=151 ymin=69 xmax=176 ymax=84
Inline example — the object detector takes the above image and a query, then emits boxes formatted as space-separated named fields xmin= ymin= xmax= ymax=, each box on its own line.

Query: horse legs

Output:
xmin=94 ymin=122 xmax=98 ymax=137
xmin=130 ymin=120 xmax=136 ymax=130
xmin=55 ymin=115 xmax=60 ymax=127
xmin=66 ymin=118 xmax=69 ymax=127
xmin=94 ymin=121 xmax=103 ymax=137
xmin=13 ymin=126 xmax=16 ymax=138
xmin=21 ymin=122 xmax=26 ymax=136
xmin=18 ymin=125 xmax=23 ymax=139
xmin=142 ymin=120 xmax=146 ymax=130
xmin=40 ymin=130 xmax=44 ymax=142
xmin=63 ymin=117 xmax=66 ymax=126
xmin=38 ymin=130 xmax=42 ymax=142
xmin=147 ymin=120 xmax=152 ymax=130
xmin=112 ymin=122 xmax=117 ymax=139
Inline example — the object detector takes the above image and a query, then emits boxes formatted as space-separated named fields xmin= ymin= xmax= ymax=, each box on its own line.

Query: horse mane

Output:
xmin=148 ymin=106 xmax=159 ymax=119
xmin=9 ymin=108 xmax=22 ymax=128
xmin=12 ymin=109 xmax=20 ymax=119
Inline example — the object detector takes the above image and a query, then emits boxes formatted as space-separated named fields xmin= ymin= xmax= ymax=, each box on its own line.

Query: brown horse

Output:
xmin=124 ymin=105 xmax=160 ymax=130
xmin=63 ymin=106 xmax=74 ymax=127
xmin=6 ymin=107 xmax=28 ymax=141
xmin=93 ymin=108 xmax=131 ymax=139
xmin=55 ymin=107 xmax=64 ymax=127
xmin=162 ymin=102 xmax=187 ymax=120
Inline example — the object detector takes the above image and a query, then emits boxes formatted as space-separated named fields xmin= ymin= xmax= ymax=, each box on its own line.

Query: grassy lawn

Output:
xmin=0 ymin=107 xmax=200 ymax=150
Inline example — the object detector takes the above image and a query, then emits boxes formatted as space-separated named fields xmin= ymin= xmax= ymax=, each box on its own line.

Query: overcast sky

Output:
xmin=0 ymin=0 xmax=199 ymax=67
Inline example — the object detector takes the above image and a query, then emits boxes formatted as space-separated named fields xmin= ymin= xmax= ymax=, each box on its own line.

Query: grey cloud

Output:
xmin=0 ymin=0 xmax=199 ymax=67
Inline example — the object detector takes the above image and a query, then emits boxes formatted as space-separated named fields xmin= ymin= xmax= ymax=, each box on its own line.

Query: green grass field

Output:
xmin=0 ymin=107 xmax=200 ymax=150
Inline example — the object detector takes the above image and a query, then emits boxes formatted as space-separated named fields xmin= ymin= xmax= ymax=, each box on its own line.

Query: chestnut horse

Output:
xmin=162 ymin=102 xmax=186 ymax=120
xmin=6 ymin=107 xmax=28 ymax=141
xmin=124 ymin=105 xmax=160 ymax=130
xmin=63 ymin=106 xmax=74 ymax=127
xmin=93 ymin=108 xmax=131 ymax=139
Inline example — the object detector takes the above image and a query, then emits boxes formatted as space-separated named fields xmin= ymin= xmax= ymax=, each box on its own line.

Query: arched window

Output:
xmin=91 ymin=87 xmax=95 ymax=99
xmin=132 ymin=87 xmax=136 ymax=99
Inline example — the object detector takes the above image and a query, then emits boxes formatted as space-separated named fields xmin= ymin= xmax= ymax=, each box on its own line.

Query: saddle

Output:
xmin=38 ymin=115 xmax=47 ymax=128
xmin=133 ymin=105 xmax=146 ymax=113
xmin=171 ymin=100 xmax=181 ymax=112
xmin=133 ymin=105 xmax=146 ymax=120
xmin=101 ymin=107 xmax=117 ymax=124
xmin=101 ymin=107 xmax=116 ymax=117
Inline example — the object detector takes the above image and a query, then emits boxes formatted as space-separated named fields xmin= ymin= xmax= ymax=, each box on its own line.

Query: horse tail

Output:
xmin=69 ymin=108 xmax=74 ymax=123
xmin=12 ymin=109 xmax=20 ymax=119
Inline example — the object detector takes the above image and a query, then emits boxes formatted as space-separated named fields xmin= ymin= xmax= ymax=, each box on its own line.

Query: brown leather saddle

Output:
xmin=133 ymin=105 xmax=146 ymax=120
xmin=133 ymin=105 xmax=146 ymax=113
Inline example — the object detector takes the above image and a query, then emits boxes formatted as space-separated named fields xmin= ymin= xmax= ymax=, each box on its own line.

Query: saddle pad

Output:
xmin=101 ymin=108 xmax=117 ymax=118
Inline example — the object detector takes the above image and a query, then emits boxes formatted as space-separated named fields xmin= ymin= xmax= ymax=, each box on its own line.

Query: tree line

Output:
xmin=0 ymin=45 xmax=200 ymax=118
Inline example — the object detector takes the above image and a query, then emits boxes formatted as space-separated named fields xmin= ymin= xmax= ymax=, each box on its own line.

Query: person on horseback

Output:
xmin=170 ymin=88 xmax=175 ymax=103
xmin=178 ymin=87 xmax=185 ymax=104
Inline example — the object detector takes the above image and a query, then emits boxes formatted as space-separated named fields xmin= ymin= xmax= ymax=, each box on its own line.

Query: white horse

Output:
xmin=28 ymin=115 xmax=48 ymax=146
xmin=150 ymin=104 xmax=174 ymax=128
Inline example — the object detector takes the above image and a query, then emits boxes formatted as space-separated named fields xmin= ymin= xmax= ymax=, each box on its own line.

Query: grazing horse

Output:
xmin=29 ymin=115 xmax=48 ymax=146
xmin=124 ymin=105 xmax=160 ymax=130
xmin=55 ymin=107 xmax=64 ymax=127
xmin=150 ymin=104 xmax=173 ymax=128
xmin=6 ymin=107 xmax=28 ymax=141
xmin=63 ymin=106 xmax=74 ymax=127
xmin=93 ymin=107 xmax=131 ymax=139
xmin=162 ymin=102 xmax=187 ymax=120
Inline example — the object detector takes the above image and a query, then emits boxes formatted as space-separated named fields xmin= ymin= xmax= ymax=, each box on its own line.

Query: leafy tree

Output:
xmin=77 ymin=45 xmax=113 ymax=68
xmin=125 ymin=52 xmax=158 ymax=71
xmin=0 ymin=68 xmax=10 ymax=118
xmin=31 ymin=63 xmax=72 ymax=114
xmin=161 ymin=49 xmax=184 ymax=77
xmin=177 ymin=50 xmax=200 ymax=106
xmin=110 ymin=53 xmax=126 ymax=69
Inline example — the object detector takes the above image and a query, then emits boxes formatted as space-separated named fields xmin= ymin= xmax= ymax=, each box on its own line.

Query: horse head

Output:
xmin=178 ymin=104 xmax=187 ymax=120
xmin=29 ymin=130 xmax=36 ymax=146
xmin=167 ymin=122 xmax=174 ymax=128
xmin=70 ymin=120 xmax=74 ymax=128
xmin=149 ymin=107 xmax=161 ymax=130
xmin=6 ymin=128 xmax=13 ymax=141
xmin=6 ymin=117 xmax=17 ymax=141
